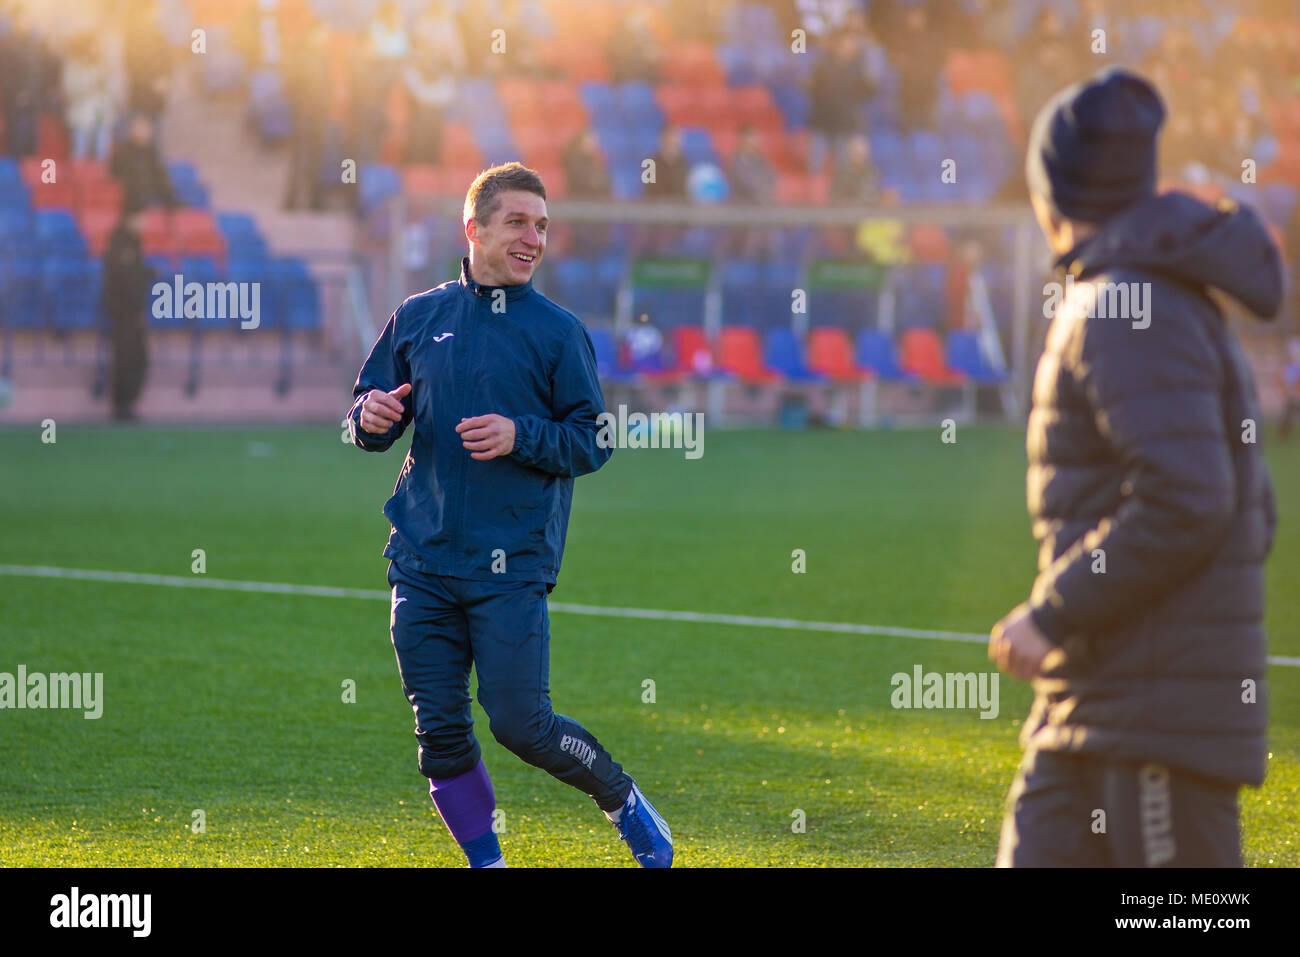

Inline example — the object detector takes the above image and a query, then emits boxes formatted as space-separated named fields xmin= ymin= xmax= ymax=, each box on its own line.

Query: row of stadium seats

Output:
xmin=590 ymin=325 xmax=1007 ymax=388
xmin=0 ymin=249 xmax=321 ymax=333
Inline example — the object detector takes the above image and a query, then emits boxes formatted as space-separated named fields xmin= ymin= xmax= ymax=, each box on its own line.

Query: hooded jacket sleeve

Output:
xmin=510 ymin=322 xmax=612 ymax=478
xmin=1028 ymin=293 xmax=1237 ymax=642
xmin=347 ymin=308 xmax=413 ymax=453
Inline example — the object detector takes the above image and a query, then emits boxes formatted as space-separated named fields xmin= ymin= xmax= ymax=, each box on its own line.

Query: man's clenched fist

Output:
xmin=988 ymin=602 xmax=1057 ymax=681
xmin=359 ymin=383 xmax=412 ymax=434
xmin=456 ymin=414 xmax=515 ymax=461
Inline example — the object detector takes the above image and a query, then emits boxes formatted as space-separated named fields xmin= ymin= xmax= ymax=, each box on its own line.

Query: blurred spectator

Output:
xmin=353 ymin=1 xmax=409 ymax=164
xmin=729 ymin=126 xmax=775 ymax=203
xmin=807 ymin=31 xmax=873 ymax=173
xmin=109 ymin=113 xmax=175 ymax=213
xmin=1281 ymin=338 xmax=1300 ymax=438
xmin=0 ymin=9 xmax=59 ymax=156
xmin=402 ymin=40 xmax=455 ymax=165
xmin=283 ymin=24 xmax=331 ymax=210
xmin=829 ymin=134 xmax=881 ymax=203
xmin=727 ymin=125 xmax=778 ymax=258
xmin=1159 ymin=110 xmax=1200 ymax=181
xmin=563 ymin=130 xmax=611 ymax=256
xmin=844 ymin=13 xmax=888 ymax=90
xmin=1015 ymin=39 xmax=1078 ymax=136
xmin=895 ymin=5 xmax=946 ymax=131
xmin=622 ymin=315 xmax=667 ymax=375
xmin=795 ymin=0 xmax=861 ymax=38
xmin=608 ymin=6 xmax=661 ymax=84
xmin=647 ymin=126 xmax=689 ymax=199
xmin=101 ymin=207 xmax=154 ymax=421
xmin=122 ymin=0 xmax=170 ymax=129
xmin=563 ymin=130 xmax=611 ymax=199
xmin=61 ymin=31 xmax=121 ymax=161
xmin=411 ymin=2 xmax=467 ymax=75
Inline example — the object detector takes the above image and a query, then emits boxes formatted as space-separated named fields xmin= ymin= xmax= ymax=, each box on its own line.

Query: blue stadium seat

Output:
xmin=225 ymin=256 xmax=276 ymax=331
xmin=946 ymin=330 xmax=1007 ymax=384
xmin=44 ymin=257 xmax=102 ymax=331
xmin=581 ymin=82 xmax=617 ymax=116
xmin=276 ymin=257 xmax=321 ymax=332
xmin=717 ymin=44 xmax=757 ymax=85
xmin=679 ymin=127 xmax=718 ymax=167
xmin=764 ymin=329 xmax=825 ymax=382
xmin=1 ymin=248 xmax=44 ymax=329
xmin=0 ymin=208 xmax=31 ymax=249
xmin=359 ymin=164 xmax=402 ymax=214
xmin=168 ymin=162 xmax=210 ymax=208
xmin=610 ymin=168 xmax=645 ymax=200
xmin=587 ymin=326 xmax=636 ymax=383
xmin=35 ymin=209 xmax=87 ymax=257
xmin=769 ymin=83 xmax=809 ymax=129
xmin=855 ymin=330 xmax=915 ymax=382
xmin=216 ymin=212 xmax=269 ymax=259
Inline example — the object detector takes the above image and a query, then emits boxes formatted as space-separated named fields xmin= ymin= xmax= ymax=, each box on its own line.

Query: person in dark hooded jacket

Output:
xmin=990 ymin=68 xmax=1282 ymax=867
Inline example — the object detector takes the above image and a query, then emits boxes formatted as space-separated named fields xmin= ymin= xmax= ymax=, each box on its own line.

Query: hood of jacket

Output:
xmin=1058 ymin=190 xmax=1285 ymax=321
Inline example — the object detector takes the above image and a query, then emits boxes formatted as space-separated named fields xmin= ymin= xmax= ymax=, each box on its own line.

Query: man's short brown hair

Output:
xmin=463 ymin=162 xmax=547 ymax=227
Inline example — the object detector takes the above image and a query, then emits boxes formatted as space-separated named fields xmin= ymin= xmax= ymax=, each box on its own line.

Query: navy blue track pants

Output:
xmin=995 ymin=746 xmax=1242 ymax=867
xmin=386 ymin=559 xmax=632 ymax=812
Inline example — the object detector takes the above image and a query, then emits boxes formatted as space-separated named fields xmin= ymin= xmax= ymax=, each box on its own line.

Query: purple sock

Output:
xmin=429 ymin=759 xmax=495 ymax=845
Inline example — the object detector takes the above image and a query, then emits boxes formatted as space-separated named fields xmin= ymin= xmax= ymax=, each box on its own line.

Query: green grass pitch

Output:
xmin=1 ymin=423 xmax=1296 ymax=866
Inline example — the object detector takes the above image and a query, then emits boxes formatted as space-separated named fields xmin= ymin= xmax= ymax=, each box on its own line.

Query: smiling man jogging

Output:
xmin=347 ymin=162 xmax=672 ymax=868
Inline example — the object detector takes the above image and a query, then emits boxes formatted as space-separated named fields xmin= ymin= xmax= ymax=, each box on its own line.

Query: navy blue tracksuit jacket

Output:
xmin=347 ymin=257 xmax=612 ymax=585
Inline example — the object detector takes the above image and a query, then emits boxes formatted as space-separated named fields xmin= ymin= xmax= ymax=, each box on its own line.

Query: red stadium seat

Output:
xmin=671 ymin=325 xmax=715 ymax=376
xmin=79 ymin=208 xmax=118 ymax=257
xmin=443 ymin=124 xmax=483 ymax=168
xmin=656 ymin=83 xmax=704 ymax=126
xmin=697 ymin=85 xmax=737 ymax=132
xmin=900 ymin=328 xmax=966 ymax=385
xmin=70 ymin=159 xmax=111 ymax=183
xmin=733 ymin=85 xmax=783 ymax=133
xmin=536 ymin=166 xmax=567 ymax=199
xmin=662 ymin=42 xmax=725 ymax=86
xmin=718 ymin=326 xmax=780 ymax=383
xmin=74 ymin=178 xmax=123 ymax=216
xmin=498 ymin=77 xmax=540 ymax=113
xmin=29 ymin=178 xmax=77 ymax=209
xmin=437 ymin=166 xmax=483 ymax=197
xmin=173 ymin=208 xmax=226 ymax=260
xmin=808 ymin=327 xmax=870 ymax=381
xmin=36 ymin=113 xmax=69 ymax=160
xmin=538 ymin=79 xmax=582 ymax=111
xmin=908 ymin=224 xmax=950 ymax=262
xmin=402 ymin=164 xmax=440 ymax=196
xmin=139 ymin=208 xmax=176 ymax=256
xmin=774 ymin=173 xmax=809 ymax=203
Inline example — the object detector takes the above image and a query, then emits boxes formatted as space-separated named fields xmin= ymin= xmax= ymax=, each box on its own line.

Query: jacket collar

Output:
xmin=458 ymin=256 xmax=534 ymax=302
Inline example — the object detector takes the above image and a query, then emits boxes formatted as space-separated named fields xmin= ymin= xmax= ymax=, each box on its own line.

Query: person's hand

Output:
xmin=359 ymin=383 xmax=411 ymax=434
xmin=456 ymin=414 xmax=515 ymax=461
xmin=988 ymin=602 xmax=1055 ymax=680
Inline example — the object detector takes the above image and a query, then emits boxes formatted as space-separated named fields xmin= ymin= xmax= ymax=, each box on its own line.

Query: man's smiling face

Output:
xmin=466 ymin=190 xmax=548 ymax=287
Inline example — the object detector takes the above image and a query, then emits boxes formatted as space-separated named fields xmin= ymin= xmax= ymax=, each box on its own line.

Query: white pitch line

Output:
xmin=2 ymin=563 xmax=1298 ymax=669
